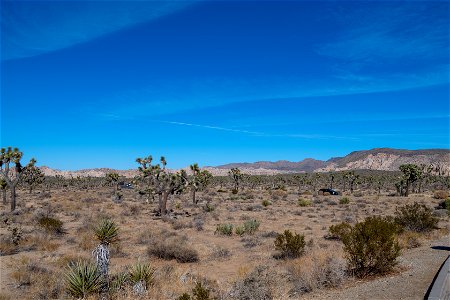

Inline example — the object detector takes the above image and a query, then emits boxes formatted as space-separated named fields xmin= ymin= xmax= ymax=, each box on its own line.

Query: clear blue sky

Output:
xmin=1 ymin=1 xmax=449 ymax=170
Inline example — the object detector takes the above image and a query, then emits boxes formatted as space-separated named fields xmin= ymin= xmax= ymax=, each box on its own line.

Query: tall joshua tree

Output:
xmin=188 ymin=163 xmax=213 ymax=204
xmin=228 ymin=168 xmax=243 ymax=194
xmin=0 ymin=147 xmax=36 ymax=211
xmin=399 ymin=164 xmax=422 ymax=197
xmin=105 ymin=172 xmax=120 ymax=192
xmin=22 ymin=163 xmax=45 ymax=194
xmin=136 ymin=156 xmax=187 ymax=215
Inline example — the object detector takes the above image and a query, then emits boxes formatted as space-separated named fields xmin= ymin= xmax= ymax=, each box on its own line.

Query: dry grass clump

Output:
xmin=147 ymin=234 xmax=199 ymax=263
xmin=433 ymin=190 xmax=449 ymax=199
xmin=230 ymin=266 xmax=275 ymax=300
xmin=287 ymin=247 xmax=347 ymax=295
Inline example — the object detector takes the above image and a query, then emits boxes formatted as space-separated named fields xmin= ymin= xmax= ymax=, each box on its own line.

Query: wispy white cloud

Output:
xmin=160 ymin=120 xmax=356 ymax=140
xmin=1 ymin=1 xmax=196 ymax=60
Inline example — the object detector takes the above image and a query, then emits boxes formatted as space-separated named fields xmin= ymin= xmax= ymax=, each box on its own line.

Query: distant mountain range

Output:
xmin=39 ymin=148 xmax=450 ymax=178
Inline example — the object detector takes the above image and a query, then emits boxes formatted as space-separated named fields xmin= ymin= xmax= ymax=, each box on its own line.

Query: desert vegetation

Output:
xmin=0 ymin=147 xmax=449 ymax=299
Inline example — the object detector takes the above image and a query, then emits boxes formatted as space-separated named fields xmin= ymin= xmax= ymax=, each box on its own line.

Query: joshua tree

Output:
xmin=399 ymin=164 xmax=422 ymax=197
xmin=21 ymin=164 xmax=45 ymax=194
xmin=136 ymin=155 xmax=187 ymax=215
xmin=329 ymin=172 xmax=335 ymax=189
xmin=92 ymin=219 xmax=119 ymax=295
xmin=188 ymin=163 xmax=212 ymax=204
xmin=0 ymin=147 xmax=36 ymax=211
xmin=345 ymin=171 xmax=359 ymax=194
xmin=228 ymin=168 xmax=243 ymax=194
xmin=105 ymin=172 xmax=120 ymax=192
xmin=0 ymin=178 xmax=7 ymax=205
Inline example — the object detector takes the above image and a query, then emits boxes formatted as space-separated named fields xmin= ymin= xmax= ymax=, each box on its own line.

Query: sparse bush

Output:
xmin=193 ymin=217 xmax=204 ymax=231
xmin=38 ymin=216 xmax=64 ymax=235
xmin=147 ymin=236 xmax=199 ymax=263
xmin=243 ymin=219 xmax=260 ymax=235
xmin=339 ymin=197 xmax=350 ymax=205
xmin=230 ymin=266 xmax=274 ymax=300
xmin=274 ymin=230 xmax=306 ymax=259
xmin=215 ymin=224 xmax=233 ymax=236
xmin=288 ymin=248 xmax=347 ymax=294
xmin=65 ymin=260 xmax=102 ymax=299
xmin=398 ymin=231 xmax=422 ymax=249
xmin=298 ymin=198 xmax=312 ymax=207
xmin=394 ymin=202 xmax=438 ymax=232
xmin=341 ymin=216 xmax=401 ymax=277
xmin=210 ymin=247 xmax=231 ymax=260
xmin=434 ymin=190 xmax=449 ymax=199
xmin=326 ymin=222 xmax=352 ymax=240
xmin=203 ymin=203 xmax=215 ymax=212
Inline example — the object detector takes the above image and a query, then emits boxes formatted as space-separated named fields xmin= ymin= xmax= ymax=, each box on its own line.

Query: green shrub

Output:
xmin=243 ymin=219 xmax=260 ymax=235
xmin=65 ymin=260 xmax=102 ymax=298
xmin=215 ymin=224 xmax=233 ymax=236
xmin=446 ymin=199 xmax=450 ymax=216
xmin=129 ymin=262 xmax=154 ymax=288
xmin=274 ymin=230 xmax=306 ymax=259
xmin=394 ymin=202 xmax=438 ymax=232
xmin=38 ymin=216 xmax=64 ymax=235
xmin=235 ymin=226 xmax=245 ymax=236
xmin=339 ymin=197 xmax=350 ymax=205
xmin=326 ymin=222 xmax=352 ymax=240
xmin=94 ymin=219 xmax=119 ymax=244
xmin=298 ymin=198 xmax=312 ymax=207
xmin=177 ymin=282 xmax=211 ymax=300
xmin=341 ymin=216 xmax=401 ymax=277
xmin=262 ymin=199 xmax=271 ymax=207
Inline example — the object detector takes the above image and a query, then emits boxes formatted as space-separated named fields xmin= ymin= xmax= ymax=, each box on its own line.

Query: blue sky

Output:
xmin=1 ymin=0 xmax=449 ymax=170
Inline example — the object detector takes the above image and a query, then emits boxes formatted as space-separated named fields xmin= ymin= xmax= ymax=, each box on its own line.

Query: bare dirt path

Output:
xmin=302 ymin=236 xmax=450 ymax=300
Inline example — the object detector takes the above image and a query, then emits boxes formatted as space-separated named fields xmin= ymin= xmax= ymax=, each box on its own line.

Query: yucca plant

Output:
xmin=109 ymin=271 xmax=129 ymax=294
xmin=92 ymin=219 xmax=119 ymax=293
xmin=65 ymin=260 xmax=102 ymax=299
xmin=129 ymin=262 xmax=154 ymax=295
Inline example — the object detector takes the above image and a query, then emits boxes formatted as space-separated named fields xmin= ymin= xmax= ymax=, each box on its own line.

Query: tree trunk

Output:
xmin=192 ymin=188 xmax=197 ymax=204
xmin=2 ymin=189 xmax=6 ymax=205
xmin=159 ymin=192 xmax=169 ymax=215
xmin=10 ymin=185 xmax=16 ymax=211
xmin=29 ymin=186 xmax=32 ymax=194
xmin=405 ymin=181 xmax=410 ymax=197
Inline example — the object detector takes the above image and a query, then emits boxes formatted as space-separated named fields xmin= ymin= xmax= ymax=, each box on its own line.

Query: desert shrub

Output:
xmin=241 ymin=236 xmax=262 ymax=248
xmin=230 ymin=266 xmax=274 ymax=300
xmin=203 ymin=203 xmax=214 ymax=212
xmin=325 ymin=222 xmax=352 ymax=240
xmin=193 ymin=217 xmax=205 ymax=231
xmin=398 ymin=231 xmax=422 ymax=249
xmin=288 ymin=248 xmax=347 ymax=294
xmin=129 ymin=262 xmax=154 ymax=290
xmin=215 ymin=224 xmax=233 ymax=236
xmin=394 ymin=202 xmax=438 ymax=232
xmin=243 ymin=219 xmax=260 ymax=235
xmin=298 ymin=198 xmax=312 ymax=207
xmin=434 ymin=190 xmax=449 ymax=199
xmin=65 ymin=260 xmax=102 ymax=299
xmin=210 ymin=247 xmax=231 ymax=260
xmin=235 ymin=226 xmax=245 ymax=236
xmin=274 ymin=230 xmax=306 ymax=259
xmin=339 ymin=197 xmax=350 ymax=205
xmin=109 ymin=272 xmax=129 ymax=294
xmin=147 ymin=236 xmax=199 ymax=263
xmin=262 ymin=199 xmax=271 ymax=207
xmin=38 ymin=216 xmax=64 ymax=235
xmin=341 ymin=216 xmax=401 ymax=277
xmin=177 ymin=282 xmax=211 ymax=300
xmin=353 ymin=191 xmax=363 ymax=197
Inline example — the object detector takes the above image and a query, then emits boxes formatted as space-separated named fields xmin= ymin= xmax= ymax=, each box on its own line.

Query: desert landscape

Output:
xmin=0 ymin=147 xmax=449 ymax=299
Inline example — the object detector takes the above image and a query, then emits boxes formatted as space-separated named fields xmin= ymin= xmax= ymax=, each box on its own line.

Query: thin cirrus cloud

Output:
xmin=317 ymin=2 xmax=449 ymax=65
xmin=1 ymin=1 xmax=196 ymax=61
